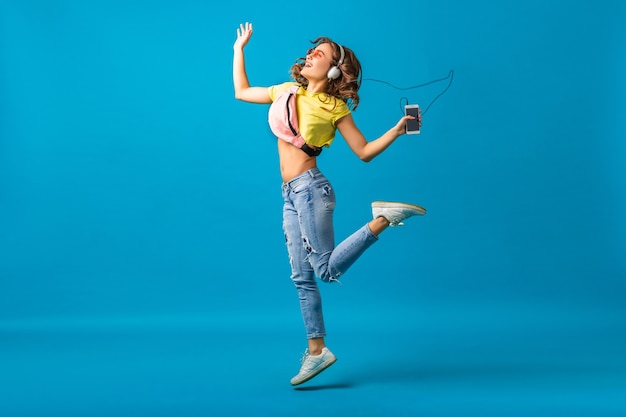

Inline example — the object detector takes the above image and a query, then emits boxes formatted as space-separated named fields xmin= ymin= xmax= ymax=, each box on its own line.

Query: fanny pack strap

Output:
xmin=301 ymin=143 xmax=322 ymax=157
xmin=269 ymin=85 xmax=322 ymax=157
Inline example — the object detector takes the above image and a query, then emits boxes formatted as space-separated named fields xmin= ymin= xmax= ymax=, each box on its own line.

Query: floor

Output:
xmin=1 ymin=302 xmax=624 ymax=417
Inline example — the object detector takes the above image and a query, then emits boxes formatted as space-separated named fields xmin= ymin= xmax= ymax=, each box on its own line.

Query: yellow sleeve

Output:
xmin=268 ymin=82 xmax=298 ymax=102
xmin=331 ymin=100 xmax=352 ymax=127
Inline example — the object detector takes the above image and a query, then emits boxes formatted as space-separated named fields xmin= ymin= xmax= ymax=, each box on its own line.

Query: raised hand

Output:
xmin=234 ymin=22 xmax=253 ymax=50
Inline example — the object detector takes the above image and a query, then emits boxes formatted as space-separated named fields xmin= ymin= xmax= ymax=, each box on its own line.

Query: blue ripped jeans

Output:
xmin=281 ymin=168 xmax=378 ymax=339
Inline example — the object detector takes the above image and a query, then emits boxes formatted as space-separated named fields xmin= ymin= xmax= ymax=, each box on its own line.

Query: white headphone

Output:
xmin=327 ymin=43 xmax=345 ymax=81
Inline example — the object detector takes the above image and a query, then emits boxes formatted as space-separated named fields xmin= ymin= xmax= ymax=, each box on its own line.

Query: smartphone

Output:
xmin=405 ymin=104 xmax=420 ymax=134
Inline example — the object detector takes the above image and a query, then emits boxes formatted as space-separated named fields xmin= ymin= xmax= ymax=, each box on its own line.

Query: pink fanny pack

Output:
xmin=268 ymin=85 xmax=322 ymax=157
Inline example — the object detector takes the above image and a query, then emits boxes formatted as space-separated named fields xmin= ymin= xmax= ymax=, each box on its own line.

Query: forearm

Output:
xmin=232 ymin=47 xmax=250 ymax=99
xmin=339 ymin=113 xmax=410 ymax=162
xmin=360 ymin=128 xmax=401 ymax=162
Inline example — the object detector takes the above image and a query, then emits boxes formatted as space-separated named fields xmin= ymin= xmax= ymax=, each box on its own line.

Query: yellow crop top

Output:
xmin=268 ymin=82 xmax=351 ymax=148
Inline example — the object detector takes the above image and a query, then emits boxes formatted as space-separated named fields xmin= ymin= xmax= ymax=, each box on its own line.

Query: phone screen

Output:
xmin=405 ymin=106 xmax=420 ymax=133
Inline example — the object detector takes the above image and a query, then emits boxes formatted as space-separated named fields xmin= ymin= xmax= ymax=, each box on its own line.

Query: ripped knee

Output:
xmin=300 ymin=235 xmax=342 ymax=284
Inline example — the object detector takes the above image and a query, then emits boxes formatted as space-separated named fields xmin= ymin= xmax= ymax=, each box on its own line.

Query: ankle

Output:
xmin=368 ymin=216 xmax=389 ymax=236
xmin=307 ymin=338 xmax=325 ymax=356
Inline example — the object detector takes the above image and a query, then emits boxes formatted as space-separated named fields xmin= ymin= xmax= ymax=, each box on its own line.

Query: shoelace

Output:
xmin=296 ymin=349 xmax=317 ymax=374
xmin=299 ymin=348 xmax=310 ymax=364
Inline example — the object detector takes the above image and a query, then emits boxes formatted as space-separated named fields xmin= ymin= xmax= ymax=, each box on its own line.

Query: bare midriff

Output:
xmin=278 ymin=139 xmax=319 ymax=183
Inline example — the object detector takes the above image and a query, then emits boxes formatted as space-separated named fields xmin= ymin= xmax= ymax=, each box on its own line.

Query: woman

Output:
xmin=232 ymin=22 xmax=425 ymax=386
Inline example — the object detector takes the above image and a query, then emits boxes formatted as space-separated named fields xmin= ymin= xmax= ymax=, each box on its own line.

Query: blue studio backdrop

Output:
xmin=1 ymin=1 xmax=625 ymax=416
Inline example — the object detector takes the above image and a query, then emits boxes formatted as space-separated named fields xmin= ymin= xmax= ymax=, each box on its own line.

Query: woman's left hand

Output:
xmin=394 ymin=111 xmax=422 ymax=136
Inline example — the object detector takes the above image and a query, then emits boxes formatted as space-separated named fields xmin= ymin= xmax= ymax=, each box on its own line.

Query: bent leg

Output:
xmin=293 ymin=181 xmax=379 ymax=283
xmin=326 ymin=223 xmax=378 ymax=279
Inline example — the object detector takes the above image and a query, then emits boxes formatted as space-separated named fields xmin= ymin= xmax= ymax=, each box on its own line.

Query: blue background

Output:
xmin=1 ymin=0 xmax=625 ymax=416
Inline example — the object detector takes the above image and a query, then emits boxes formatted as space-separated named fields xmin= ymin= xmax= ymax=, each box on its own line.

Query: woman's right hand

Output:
xmin=234 ymin=22 xmax=253 ymax=50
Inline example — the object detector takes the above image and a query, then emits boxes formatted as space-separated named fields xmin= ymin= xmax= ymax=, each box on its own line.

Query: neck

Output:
xmin=306 ymin=79 xmax=328 ymax=94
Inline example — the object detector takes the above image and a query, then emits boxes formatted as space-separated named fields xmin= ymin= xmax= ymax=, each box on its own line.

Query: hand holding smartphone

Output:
xmin=405 ymin=104 xmax=420 ymax=134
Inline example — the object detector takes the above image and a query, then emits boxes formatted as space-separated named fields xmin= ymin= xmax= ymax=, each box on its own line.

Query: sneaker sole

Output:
xmin=371 ymin=201 xmax=427 ymax=215
xmin=290 ymin=357 xmax=337 ymax=386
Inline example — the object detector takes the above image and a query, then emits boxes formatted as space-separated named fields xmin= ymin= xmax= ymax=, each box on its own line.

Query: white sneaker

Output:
xmin=372 ymin=201 xmax=426 ymax=226
xmin=290 ymin=347 xmax=337 ymax=386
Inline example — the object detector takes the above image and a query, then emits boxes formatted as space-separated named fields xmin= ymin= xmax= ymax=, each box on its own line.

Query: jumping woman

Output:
xmin=232 ymin=22 xmax=426 ymax=386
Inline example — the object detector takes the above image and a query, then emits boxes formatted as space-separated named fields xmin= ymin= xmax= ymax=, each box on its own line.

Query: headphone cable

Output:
xmin=362 ymin=69 xmax=455 ymax=115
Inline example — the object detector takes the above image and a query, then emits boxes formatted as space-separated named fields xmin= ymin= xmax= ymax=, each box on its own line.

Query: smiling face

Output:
xmin=300 ymin=42 xmax=334 ymax=82
xmin=289 ymin=37 xmax=361 ymax=108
